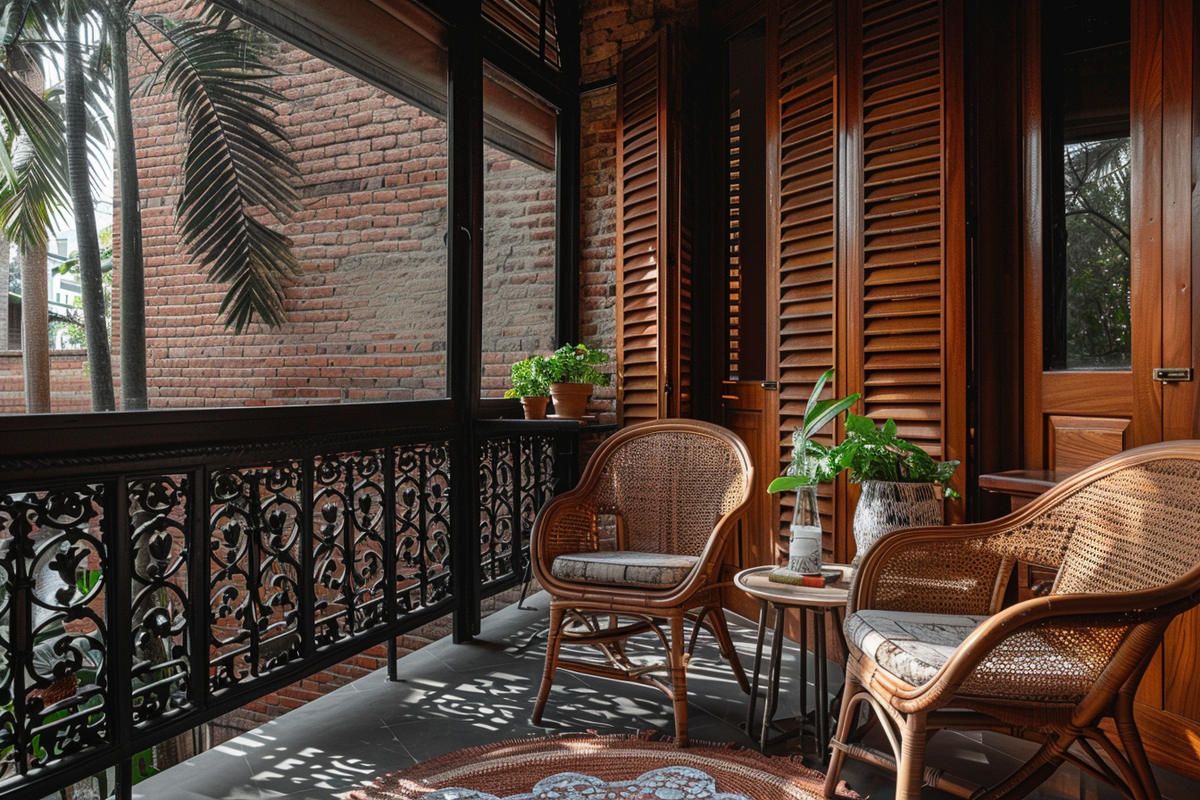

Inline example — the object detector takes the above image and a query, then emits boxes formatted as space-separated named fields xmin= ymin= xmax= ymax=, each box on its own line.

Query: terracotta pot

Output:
xmin=852 ymin=480 xmax=943 ymax=567
xmin=549 ymin=382 xmax=592 ymax=419
xmin=520 ymin=396 xmax=549 ymax=420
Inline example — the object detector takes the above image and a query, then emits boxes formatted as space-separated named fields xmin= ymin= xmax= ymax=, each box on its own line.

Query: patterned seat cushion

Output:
xmin=846 ymin=610 xmax=989 ymax=687
xmin=551 ymin=551 xmax=700 ymax=588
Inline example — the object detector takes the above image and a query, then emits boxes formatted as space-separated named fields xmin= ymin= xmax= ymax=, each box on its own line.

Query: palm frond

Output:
xmin=0 ymin=70 xmax=68 ymax=248
xmin=144 ymin=14 xmax=301 ymax=332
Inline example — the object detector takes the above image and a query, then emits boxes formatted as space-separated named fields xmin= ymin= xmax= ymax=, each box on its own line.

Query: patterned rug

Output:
xmin=346 ymin=733 xmax=858 ymax=800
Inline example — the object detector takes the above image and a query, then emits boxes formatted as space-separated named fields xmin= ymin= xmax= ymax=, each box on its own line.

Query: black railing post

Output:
xmin=188 ymin=467 xmax=209 ymax=718
xmin=301 ymin=457 xmax=316 ymax=658
xmin=110 ymin=476 xmax=134 ymax=796
xmin=384 ymin=445 xmax=399 ymax=679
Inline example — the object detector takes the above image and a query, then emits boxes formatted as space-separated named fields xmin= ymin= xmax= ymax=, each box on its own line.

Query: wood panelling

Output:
xmin=1041 ymin=371 xmax=1135 ymax=415
xmin=1161 ymin=0 xmax=1199 ymax=728
xmin=1129 ymin=0 xmax=1165 ymax=451
xmin=771 ymin=0 xmax=840 ymax=558
xmin=721 ymin=381 xmax=773 ymax=622
xmin=1046 ymin=415 xmax=1131 ymax=472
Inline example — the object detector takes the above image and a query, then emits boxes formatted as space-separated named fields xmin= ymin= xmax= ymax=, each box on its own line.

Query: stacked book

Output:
xmin=767 ymin=567 xmax=841 ymax=588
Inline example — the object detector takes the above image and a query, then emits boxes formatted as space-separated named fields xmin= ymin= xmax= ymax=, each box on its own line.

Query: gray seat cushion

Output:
xmin=846 ymin=609 xmax=989 ymax=687
xmin=551 ymin=551 xmax=700 ymax=589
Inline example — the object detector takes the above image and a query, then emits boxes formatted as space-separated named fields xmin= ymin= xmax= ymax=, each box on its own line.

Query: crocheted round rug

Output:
xmin=346 ymin=733 xmax=858 ymax=800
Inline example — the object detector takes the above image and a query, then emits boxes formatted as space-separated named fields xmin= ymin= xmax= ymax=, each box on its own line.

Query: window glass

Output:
xmin=0 ymin=3 xmax=449 ymax=412
xmin=1044 ymin=0 xmax=1131 ymax=371
xmin=481 ymin=64 xmax=558 ymax=398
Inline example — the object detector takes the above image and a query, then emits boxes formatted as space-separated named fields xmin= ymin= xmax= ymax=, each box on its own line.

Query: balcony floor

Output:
xmin=133 ymin=592 xmax=1200 ymax=800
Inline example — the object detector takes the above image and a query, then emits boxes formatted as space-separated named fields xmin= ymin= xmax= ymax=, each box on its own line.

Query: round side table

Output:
xmin=735 ymin=564 xmax=851 ymax=755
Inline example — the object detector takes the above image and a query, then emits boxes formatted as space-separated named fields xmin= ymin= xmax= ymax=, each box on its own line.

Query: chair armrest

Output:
xmin=851 ymin=523 xmax=1013 ymax=617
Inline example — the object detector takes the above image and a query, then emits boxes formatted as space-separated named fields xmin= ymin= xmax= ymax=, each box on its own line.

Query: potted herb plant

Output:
xmin=806 ymin=413 xmax=960 ymax=566
xmin=543 ymin=343 xmax=610 ymax=419
xmin=504 ymin=355 xmax=552 ymax=419
xmin=766 ymin=369 xmax=859 ymax=577
xmin=768 ymin=372 xmax=960 ymax=569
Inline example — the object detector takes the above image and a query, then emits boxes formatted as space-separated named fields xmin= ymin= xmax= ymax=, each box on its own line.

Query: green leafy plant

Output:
xmin=504 ymin=355 xmax=552 ymax=399
xmin=802 ymin=414 xmax=960 ymax=499
xmin=767 ymin=369 xmax=859 ymax=493
xmin=544 ymin=343 xmax=611 ymax=386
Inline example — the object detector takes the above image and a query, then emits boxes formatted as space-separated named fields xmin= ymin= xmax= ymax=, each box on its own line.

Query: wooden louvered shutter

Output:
xmin=772 ymin=0 xmax=840 ymax=556
xmin=854 ymin=0 xmax=966 ymax=521
xmin=616 ymin=29 xmax=692 ymax=425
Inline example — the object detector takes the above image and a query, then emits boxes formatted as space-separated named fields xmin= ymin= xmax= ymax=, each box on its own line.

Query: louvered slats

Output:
xmin=860 ymin=0 xmax=944 ymax=457
xmin=617 ymin=34 xmax=664 ymax=426
xmin=776 ymin=0 xmax=838 ymax=550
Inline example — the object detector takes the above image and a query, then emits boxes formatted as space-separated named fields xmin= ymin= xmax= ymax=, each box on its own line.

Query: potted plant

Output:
xmin=768 ymin=373 xmax=960 ymax=569
xmin=543 ymin=343 xmax=610 ymax=419
xmin=504 ymin=355 xmax=553 ymax=419
xmin=808 ymin=413 xmax=960 ymax=566
xmin=766 ymin=369 xmax=859 ymax=578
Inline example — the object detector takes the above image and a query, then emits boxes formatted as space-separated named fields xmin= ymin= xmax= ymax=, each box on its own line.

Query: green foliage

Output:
xmin=504 ymin=354 xmax=552 ymax=398
xmin=767 ymin=369 xmax=858 ymax=493
xmin=811 ymin=414 xmax=959 ymax=498
xmin=140 ymin=10 xmax=302 ymax=334
xmin=543 ymin=343 xmax=611 ymax=386
xmin=1062 ymin=137 xmax=1131 ymax=368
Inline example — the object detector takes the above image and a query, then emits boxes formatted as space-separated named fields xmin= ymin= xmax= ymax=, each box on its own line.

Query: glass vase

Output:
xmin=788 ymin=482 xmax=823 ymax=575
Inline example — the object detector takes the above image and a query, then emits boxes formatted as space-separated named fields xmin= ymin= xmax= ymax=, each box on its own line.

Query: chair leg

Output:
xmin=1115 ymin=694 xmax=1162 ymax=800
xmin=823 ymin=675 xmax=864 ymax=799
xmin=976 ymin=736 xmax=1070 ymax=800
xmin=895 ymin=712 xmax=927 ymax=800
xmin=531 ymin=606 xmax=564 ymax=724
xmin=707 ymin=607 xmax=751 ymax=694
xmin=669 ymin=613 xmax=690 ymax=747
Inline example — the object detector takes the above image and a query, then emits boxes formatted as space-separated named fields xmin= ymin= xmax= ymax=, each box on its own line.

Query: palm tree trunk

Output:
xmin=9 ymin=50 xmax=50 ymax=413
xmin=20 ymin=239 xmax=49 ymax=412
xmin=64 ymin=14 xmax=115 ymax=411
xmin=111 ymin=16 xmax=146 ymax=410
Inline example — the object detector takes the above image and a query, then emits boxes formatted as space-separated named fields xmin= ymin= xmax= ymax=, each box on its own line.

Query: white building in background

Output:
xmin=48 ymin=200 xmax=113 ymax=350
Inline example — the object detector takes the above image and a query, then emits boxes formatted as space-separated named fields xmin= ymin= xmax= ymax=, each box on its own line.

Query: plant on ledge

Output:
xmin=543 ymin=343 xmax=611 ymax=386
xmin=505 ymin=355 xmax=553 ymax=419
xmin=543 ymin=344 xmax=611 ymax=420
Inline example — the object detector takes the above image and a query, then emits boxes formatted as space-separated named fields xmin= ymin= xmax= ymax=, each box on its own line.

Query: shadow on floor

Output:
xmin=132 ymin=592 xmax=1200 ymax=800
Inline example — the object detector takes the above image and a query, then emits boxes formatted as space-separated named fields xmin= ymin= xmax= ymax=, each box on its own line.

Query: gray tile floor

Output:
xmin=133 ymin=593 xmax=1200 ymax=800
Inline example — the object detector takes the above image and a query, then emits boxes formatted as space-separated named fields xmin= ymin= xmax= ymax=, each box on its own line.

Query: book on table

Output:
xmin=767 ymin=567 xmax=841 ymax=588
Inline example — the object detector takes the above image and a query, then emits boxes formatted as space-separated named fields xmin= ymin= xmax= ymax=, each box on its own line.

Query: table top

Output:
xmin=734 ymin=564 xmax=852 ymax=608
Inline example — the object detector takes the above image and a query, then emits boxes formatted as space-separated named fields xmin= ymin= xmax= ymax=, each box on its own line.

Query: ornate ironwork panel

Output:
xmin=128 ymin=476 xmax=191 ymax=726
xmin=312 ymin=451 xmax=388 ymax=648
xmin=208 ymin=463 xmax=303 ymax=693
xmin=394 ymin=444 xmax=452 ymax=614
xmin=478 ymin=438 xmax=517 ymax=584
xmin=478 ymin=434 xmax=558 ymax=586
xmin=0 ymin=485 xmax=109 ymax=780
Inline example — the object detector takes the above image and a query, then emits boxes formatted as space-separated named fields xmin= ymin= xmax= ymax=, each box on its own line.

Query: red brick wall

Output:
xmin=0 ymin=350 xmax=93 ymax=414
xmin=119 ymin=1 xmax=556 ymax=409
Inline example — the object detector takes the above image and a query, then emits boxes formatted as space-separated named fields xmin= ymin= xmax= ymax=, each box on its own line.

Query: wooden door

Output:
xmin=1020 ymin=0 xmax=1200 ymax=778
xmin=615 ymin=29 xmax=693 ymax=426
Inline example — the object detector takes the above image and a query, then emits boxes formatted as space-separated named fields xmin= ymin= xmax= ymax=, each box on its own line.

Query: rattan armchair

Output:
xmin=529 ymin=419 xmax=754 ymax=746
xmin=823 ymin=441 xmax=1200 ymax=800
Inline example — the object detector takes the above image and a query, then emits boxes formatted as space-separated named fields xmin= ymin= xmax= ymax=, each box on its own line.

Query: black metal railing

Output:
xmin=0 ymin=405 xmax=579 ymax=800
